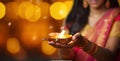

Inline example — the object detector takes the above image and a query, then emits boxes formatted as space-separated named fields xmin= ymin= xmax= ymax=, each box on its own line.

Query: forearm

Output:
xmin=92 ymin=46 xmax=114 ymax=61
xmin=80 ymin=40 xmax=115 ymax=61
xmin=58 ymin=48 xmax=74 ymax=60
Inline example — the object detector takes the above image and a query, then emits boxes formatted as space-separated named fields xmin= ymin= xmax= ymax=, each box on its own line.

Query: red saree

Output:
xmin=73 ymin=8 xmax=120 ymax=61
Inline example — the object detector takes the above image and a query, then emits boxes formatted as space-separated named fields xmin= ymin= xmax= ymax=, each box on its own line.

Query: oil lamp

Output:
xmin=49 ymin=30 xmax=72 ymax=44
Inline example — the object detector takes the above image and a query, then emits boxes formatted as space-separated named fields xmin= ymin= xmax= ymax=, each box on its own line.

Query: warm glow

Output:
xmin=5 ymin=2 xmax=18 ymax=19
xmin=42 ymin=41 xmax=56 ymax=55
xmin=0 ymin=25 xmax=9 ymax=48
xmin=39 ymin=2 xmax=50 ymax=20
xmin=7 ymin=38 xmax=20 ymax=54
xmin=64 ymin=1 xmax=73 ymax=13
xmin=29 ymin=0 xmax=43 ymax=5
xmin=59 ymin=30 xmax=66 ymax=38
xmin=25 ymin=4 xmax=41 ymax=22
xmin=0 ymin=2 xmax=6 ymax=19
xmin=18 ymin=1 xmax=32 ymax=19
xmin=18 ymin=1 xmax=41 ymax=22
xmin=13 ymin=0 xmax=25 ymax=3
xmin=19 ymin=23 xmax=41 ymax=48
xmin=19 ymin=20 xmax=53 ymax=48
xmin=54 ymin=0 xmax=73 ymax=2
xmin=50 ymin=2 xmax=68 ymax=20
xmin=49 ymin=30 xmax=72 ymax=38
xmin=54 ymin=0 xmax=66 ymax=2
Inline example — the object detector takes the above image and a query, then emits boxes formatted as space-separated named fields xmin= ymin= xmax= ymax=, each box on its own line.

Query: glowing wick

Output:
xmin=59 ymin=30 xmax=66 ymax=38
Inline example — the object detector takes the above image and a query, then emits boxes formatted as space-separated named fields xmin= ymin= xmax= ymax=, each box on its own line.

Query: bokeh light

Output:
xmin=6 ymin=37 xmax=20 ymax=54
xmin=24 ymin=4 xmax=41 ymax=22
xmin=41 ymin=40 xmax=56 ymax=55
xmin=13 ymin=0 xmax=25 ymax=3
xmin=54 ymin=0 xmax=65 ymax=2
xmin=17 ymin=1 xmax=32 ymax=19
xmin=64 ymin=1 xmax=73 ymax=14
xmin=50 ymin=2 xmax=68 ymax=20
xmin=0 ymin=0 xmax=119 ymax=61
xmin=39 ymin=2 xmax=50 ymax=20
xmin=0 ymin=0 xmax=71 ymax=61
xmin=54 ymin=0 xmax=72 ymax=2
xmin=29 ymin=0 xmax=43 ymax=5
xmin=17 ymin=1 xmax=41 ymax=22
xmin=18 ymin=20 xmax=53 ymax=48
xmin=5 ymin=2 xmax=18 ymax=19
xmin=0 ymin=2 xmax=6 ymax=19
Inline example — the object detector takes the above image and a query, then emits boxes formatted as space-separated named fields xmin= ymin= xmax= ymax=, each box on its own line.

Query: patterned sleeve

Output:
xmin=109 ymin=14 xmax=120 ymax=37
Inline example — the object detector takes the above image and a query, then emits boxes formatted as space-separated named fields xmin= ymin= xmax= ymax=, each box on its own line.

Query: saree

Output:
xmin=73 ymin=8 xmax=120 ymax=61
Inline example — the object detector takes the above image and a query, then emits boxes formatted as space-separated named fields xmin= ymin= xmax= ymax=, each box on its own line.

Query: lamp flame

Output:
xmin=58 ymin=30 xmax=66 ymax=38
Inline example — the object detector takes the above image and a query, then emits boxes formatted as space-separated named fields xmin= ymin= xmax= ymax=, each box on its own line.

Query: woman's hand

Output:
xmin=48 ymin=32 xmax=84 ymax=48
xmin=48 ymin=32 xmax=86 ymax=59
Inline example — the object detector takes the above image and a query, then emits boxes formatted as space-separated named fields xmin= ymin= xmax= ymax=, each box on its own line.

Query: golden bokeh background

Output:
xmin=0 ymin=0 xmax=119 ymax=61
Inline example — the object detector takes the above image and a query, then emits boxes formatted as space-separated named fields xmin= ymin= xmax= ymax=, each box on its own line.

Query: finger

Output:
xmin=48 ymin=41 xmax=64 ymax=48
xmin=55 ymin=43 xmax=69 ymax=48
xmin=67 ymin=40 xmax=77 ymax=48
xmin=48 ymin=41 xmax=54 ymax=45
xmin=66 ymin=44 xmax=74 ymax=48
xmin=72 ymin=33 xmax=81 ymax=40
xmin=68 ymin=41 xmax=75 ymax=45
xmin=55 ymin=43 xmax=62 ymax=48
xmin=68 ymin=38 xmax=78 ymax=44
xmin=68 ymin=33 xmax=81 ymax=45
xmin=48 ymin=41 xmax=58 ymax=48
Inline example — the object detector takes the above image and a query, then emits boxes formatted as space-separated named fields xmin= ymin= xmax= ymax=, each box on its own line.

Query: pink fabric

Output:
xmin=73 ymin=8 xmax=120 ymax=61
xmin=115 ymin=14 xmax=120 ymax=21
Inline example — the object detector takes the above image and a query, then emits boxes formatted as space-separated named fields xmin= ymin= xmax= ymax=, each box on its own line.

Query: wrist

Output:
xmin=76 ymin=35 xmax=88 ymax=47
xmin=76 ymin=36 xmax=98 ymax=55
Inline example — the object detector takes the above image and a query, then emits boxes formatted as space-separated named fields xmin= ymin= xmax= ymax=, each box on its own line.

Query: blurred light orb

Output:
xmin=29 ymin=0 xmax=43 ymax=5
xmin=18 ymin=1 xmax=32 ymax=19
xmin=25 ymin=4 xmax=41 ymax=22
xmin=41 ymin=41 xmax=56 ymax=55
xmin=7 ymin=38 xmax=20 ymax=54
xmin=39 ymin=2 xmax=50 ymax=20
xmin=54 ymin=0 xmax=65 ymax=2
xmin=0 ymin=2 xmax=6 ymax=19
xmin=19 ymin=23 xmax=42 ymax=48
xmin=13 ymin=0 xmax=25 ymax=3
xmin=14 ymin=0 xmax=43 ymax=3
xmin=5 ymin=2 xmax=18 ymax=19
xmin=53 ymin=0 xmax=73 ymax=2
xmin=64 ymin=1 xmax=73 ymax=13
xmin=18 ymin=1 xmax=41 ymax=22
xmin=18 ymin=20 xmax=53 ymax=48
xmin=50 ymin=2 xmax=68 ymax=20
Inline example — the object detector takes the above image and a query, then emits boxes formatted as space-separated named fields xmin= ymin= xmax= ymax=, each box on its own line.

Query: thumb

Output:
xmin=68 ymin=39 xmax=79 ymax=44
xmin=72 ymin=33 xmax=81 ymax=40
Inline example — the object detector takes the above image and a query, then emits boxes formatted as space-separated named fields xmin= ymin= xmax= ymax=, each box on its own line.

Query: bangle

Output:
xmin=76 ymin=36 xmax=98 ymax=55
xmin=85 ymin=42 xmax=98 ymax=55
xmin=79 ymin=37 xmax=98 ymax=55
xmin=83 ymin=41 xmax=92 ymax=51
xmin=82 ymin=38 xmax=89 ymax=48
xmin=86 ymin=43 xmax=96 ymax=54
xmin=90 ymin=44 xmax=98 ymax=55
